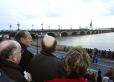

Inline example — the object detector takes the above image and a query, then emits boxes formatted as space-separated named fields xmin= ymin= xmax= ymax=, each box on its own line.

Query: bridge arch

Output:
xmin=86 ymin=31 xmax=90 ymax=35
xmin=91 ymin=31 xmax=96 ymax=34
xmin=80 ymin=31 xmax=85 ymax=35
xmin=47 ymin=32 xmax=56 ymax=37
xmin=72 ymin=32 xmax=77 ymax=36
xmin=61 ymin=32 xmax=68 ymax=37
xmin=99 ymin=30 xmax=101 ymax=33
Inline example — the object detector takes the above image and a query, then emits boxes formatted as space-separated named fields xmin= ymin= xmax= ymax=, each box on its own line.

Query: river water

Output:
xmin=57 ymin=32 xmax=114 ymax=51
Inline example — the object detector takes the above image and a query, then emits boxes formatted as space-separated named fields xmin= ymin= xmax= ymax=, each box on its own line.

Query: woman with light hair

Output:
xmin=64 ymin=47 xmax=90 ymax=78
xmin=45 ymin=47 xmax=90 ymax=82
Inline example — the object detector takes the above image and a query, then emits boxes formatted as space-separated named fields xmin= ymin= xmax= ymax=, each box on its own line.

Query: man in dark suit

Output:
xmin=14 ymin=30 xmax=34 ymax=72
xmin=30 ymin=34 xmax=66 ymax=82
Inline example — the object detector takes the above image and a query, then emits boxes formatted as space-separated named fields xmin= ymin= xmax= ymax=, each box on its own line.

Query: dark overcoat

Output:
xmin=19 ymin=44 xmax=34 ymax=72
xmin=30 ymin=50 xmax=66 ymax=82
xmin=0 ymin=60 xmax=27 ymax=82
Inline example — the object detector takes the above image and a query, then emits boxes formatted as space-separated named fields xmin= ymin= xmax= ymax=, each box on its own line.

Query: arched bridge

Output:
xmin=30 ymin=28 xmax=112 ymax=37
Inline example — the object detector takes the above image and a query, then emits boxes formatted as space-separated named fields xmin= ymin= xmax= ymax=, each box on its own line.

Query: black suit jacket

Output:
xmin=30 ymin=50 xmax=66 ymax=82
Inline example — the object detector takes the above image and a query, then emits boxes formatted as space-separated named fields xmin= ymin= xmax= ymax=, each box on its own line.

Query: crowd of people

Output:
xmin=0 ymin=30 xmax=114 ymax=82
xmin=86 ymin=48 xmax=114 ymax=60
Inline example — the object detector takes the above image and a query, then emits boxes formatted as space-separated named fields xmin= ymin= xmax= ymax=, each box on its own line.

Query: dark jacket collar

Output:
xmin=0 ymin=60 xmax=23 ymax=73
xmin=40 ymin=50 xmax=56 ymax=57
xmin=20 ymin=43 xmax=27 ymax=49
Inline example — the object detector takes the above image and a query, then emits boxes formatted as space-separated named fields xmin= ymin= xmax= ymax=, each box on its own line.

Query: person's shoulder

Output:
xmin=47 ymin=55 xmax=62 ymax=64
xmin=22 ymin=48 xmax=34 ymax=56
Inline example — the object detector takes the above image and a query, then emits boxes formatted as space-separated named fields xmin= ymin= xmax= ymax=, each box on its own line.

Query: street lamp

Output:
xmin=35 ymin=25 xmax=39 ymax=55
xmin=41 ymin=23 xmax=44 ymax=38
xmin=41 ymin=23 xmax=43 ymax=31
xmin=31 ymin=24 xmax=34 ymax=31
xmin=17 ymin=23 xmax=20 ymax=31
xmin=9 ymin=24 xmax=12 ymax=39
xmin=36 ymin=33 xmax=39 ymax=55
xmin=70 ymin=25 xmax=72 ymax=30
xmin=9 ymin=24 xmax=12 ymax=30
xmin=58 ymin=25 xmax=60 ymax=30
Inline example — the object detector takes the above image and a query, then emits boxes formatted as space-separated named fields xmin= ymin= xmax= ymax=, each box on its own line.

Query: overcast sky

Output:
xmin=0 ymin=0 xmax=114 ymax=30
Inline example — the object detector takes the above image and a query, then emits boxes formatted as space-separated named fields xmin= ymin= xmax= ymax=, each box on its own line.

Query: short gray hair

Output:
xmin=0 ymin=42 xmax=17 ymax=60
xmin=14 ymin=30 xmax=29 ymax=42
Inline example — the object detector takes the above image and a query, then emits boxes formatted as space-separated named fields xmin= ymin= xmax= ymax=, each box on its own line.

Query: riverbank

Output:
xmin=32 ymin=39 xmax=114 ymax=60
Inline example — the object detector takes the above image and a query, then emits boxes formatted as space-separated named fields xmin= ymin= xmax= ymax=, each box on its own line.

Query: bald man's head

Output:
xmin=41 ymin=34 xmax=57 ymax=53
xmin=0 ymin=40 xmax=22 ymax=64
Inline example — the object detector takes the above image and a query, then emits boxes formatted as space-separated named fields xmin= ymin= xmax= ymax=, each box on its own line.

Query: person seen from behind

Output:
xmin=112 ymin=66 xmax=114 ymax=82
xmin=1 ymin=34 xmax=10 ymax=41
xmin=0 ymin=40 xmax=28 ymax=82
xmin=45 ymin=47 xmax=90 ymax=82
xmin=97 ymin=69 xmax=102 ymax=82
xmin=30 ymin=34 xmax=66 ymax=82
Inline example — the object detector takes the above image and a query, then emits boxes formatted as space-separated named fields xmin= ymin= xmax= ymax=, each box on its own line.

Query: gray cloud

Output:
xmin=1 ymin=0 xmax=114 ymax=29
xmin=46 ymin=8 xmax=68 ymax=18
xmin=82 ymin=0 xmax=114 ymax=16
xmin=108 ymin=7 xmax=114 ymax=16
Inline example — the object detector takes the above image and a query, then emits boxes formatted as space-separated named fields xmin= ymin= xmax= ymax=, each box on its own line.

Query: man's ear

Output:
xmin=8 ymin=54 xmax=16 ymax=63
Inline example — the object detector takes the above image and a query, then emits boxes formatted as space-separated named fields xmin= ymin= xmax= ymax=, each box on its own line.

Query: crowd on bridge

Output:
xmin=0 ymin=30 xmax=114 ymax=82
